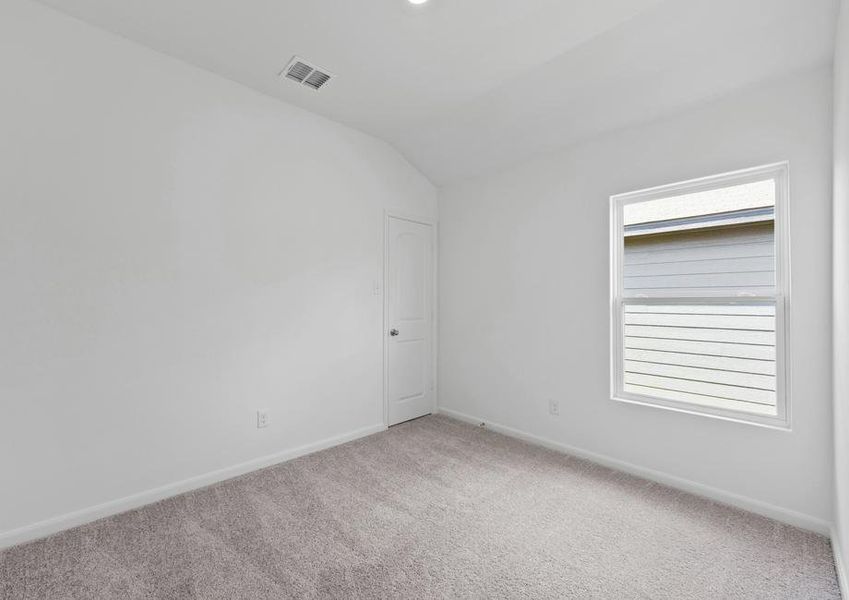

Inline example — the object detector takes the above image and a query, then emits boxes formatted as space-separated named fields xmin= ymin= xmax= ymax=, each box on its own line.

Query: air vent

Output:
xmin=303 ymin=70 xmax=331 ymax=90
xmin=285 ymin=61 xmax=313 ymax=83
xmin=281 ymin=56 xmax=334 ymax=91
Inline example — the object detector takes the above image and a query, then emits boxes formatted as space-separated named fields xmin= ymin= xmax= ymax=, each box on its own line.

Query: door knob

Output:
xmin=390 ymin=329 xmax=399 ymax=336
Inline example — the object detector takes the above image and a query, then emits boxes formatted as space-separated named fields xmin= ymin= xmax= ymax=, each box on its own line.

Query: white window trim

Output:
xmin=609 ymin=162 xmax=791 ymax=430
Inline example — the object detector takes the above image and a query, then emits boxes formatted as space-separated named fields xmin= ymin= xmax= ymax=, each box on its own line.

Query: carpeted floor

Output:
xmin=0 ymin=415 xmax=840 ymax=599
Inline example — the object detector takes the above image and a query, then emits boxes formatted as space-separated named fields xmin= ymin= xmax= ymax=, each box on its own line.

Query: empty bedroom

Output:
xmin=2 ymin=0 xmax=849 ymax=598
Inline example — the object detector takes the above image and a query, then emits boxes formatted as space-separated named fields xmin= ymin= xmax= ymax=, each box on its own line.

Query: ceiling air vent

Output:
xmin=281 ymin=56 xmax=334 ymax=91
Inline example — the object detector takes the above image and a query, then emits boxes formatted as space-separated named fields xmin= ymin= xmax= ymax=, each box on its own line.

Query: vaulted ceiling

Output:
xmin=36 ymin=0 xmax=840 ymax=184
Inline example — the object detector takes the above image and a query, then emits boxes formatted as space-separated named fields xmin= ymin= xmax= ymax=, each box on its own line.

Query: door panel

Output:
xmin=393 ymin=339 xmax=426 ymax=401
xmin=387 ymin=216 xmax=434 ymax=426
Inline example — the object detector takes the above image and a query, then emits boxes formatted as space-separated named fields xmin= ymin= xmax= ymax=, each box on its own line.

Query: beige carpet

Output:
xmin=0 ymin=415 xmax=840 ymax=599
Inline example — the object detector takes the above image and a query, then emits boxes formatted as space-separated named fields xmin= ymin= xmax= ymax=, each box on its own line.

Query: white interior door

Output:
xmin=386 ymin=216 xmax=434 ymax=426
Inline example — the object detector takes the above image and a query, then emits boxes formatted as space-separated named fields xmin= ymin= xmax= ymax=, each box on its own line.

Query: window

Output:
xmin=610 ymin=163 xmax=789 ymax=427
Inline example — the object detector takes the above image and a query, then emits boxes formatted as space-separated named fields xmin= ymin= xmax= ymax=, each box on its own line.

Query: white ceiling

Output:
xmin=36 ymin=0 xmax=839 ymax=185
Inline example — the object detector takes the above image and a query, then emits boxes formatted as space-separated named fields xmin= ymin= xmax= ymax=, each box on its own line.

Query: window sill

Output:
xmin=610 ymin=393 xmax=791 ymax=431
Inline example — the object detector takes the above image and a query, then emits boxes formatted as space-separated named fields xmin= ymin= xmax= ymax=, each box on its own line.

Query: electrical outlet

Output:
xmin=548 ymin=399 xmax=560 ymax=416
xmin=257 ymin=410 xmax=270 ymax=429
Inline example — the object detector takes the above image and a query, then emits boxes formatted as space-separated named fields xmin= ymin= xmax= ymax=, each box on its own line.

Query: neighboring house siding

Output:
xmin=623 ymin=303 xmax=777 ymax=415
xmin=623 ymin=222 xmax=775 ymax=296
xmin=623 ymin=221 xmax=777 ymax=415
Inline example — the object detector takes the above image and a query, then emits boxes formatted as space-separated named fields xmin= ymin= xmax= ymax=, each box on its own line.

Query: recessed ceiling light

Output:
xmin=408 ymin=0 xmax=429 ymax=4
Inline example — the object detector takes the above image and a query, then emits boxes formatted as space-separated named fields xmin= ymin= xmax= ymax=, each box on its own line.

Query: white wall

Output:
xmin=0 ymin=0 xmax=436 ymax=540
xmin=439 ymin=67 xmax=834 ymax=529
xmin=833 ymin=0 xmax=849 ymax=580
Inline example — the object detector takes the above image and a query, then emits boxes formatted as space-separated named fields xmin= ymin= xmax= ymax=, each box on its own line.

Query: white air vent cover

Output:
xmin=281 ymin=56 xmax=334 ymax=90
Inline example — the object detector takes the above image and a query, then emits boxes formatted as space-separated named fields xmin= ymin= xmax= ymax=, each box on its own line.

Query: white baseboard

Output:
xmin=832 ymin=527 xmax=849 ymax=598
xmin=0 ymin=423 xmax=386 ymax=550
xmin=437 ymin=407 xmax=831 ymax=536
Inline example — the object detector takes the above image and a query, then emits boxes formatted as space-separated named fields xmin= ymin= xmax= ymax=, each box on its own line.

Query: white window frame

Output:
xmin=609 ymin=162 xmax=791 ymax=429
